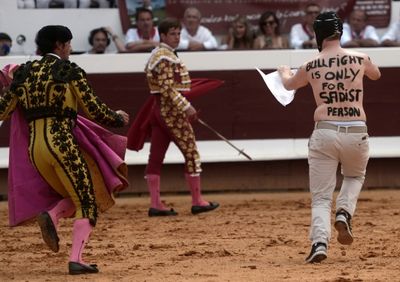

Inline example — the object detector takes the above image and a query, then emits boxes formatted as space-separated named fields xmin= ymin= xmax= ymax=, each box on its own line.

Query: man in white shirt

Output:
xmin=125 ymin=8 xmax=160 ymax=52
xmin=341 ymin=10 xmax=379 ymax=48
xmin=381 ymin=12 xmax=400 ymax=47
xmin=289 ymin=3 xmax=321 ymax=49
xmin=177 ymin=7 xmax=218 ymax=51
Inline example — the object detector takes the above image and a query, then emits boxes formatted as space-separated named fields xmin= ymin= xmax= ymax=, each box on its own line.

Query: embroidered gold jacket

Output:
xmin=0 ymin=55 xmax=123 ymax=127
xmin=145 ymin=43 xmax=191 ymax=112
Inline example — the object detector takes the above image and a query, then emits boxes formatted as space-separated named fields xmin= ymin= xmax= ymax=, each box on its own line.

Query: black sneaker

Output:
xmin=334 ymin=209 xmax=353 ymax=245
xmin=305 ymin=242 xmax=327 ymax=263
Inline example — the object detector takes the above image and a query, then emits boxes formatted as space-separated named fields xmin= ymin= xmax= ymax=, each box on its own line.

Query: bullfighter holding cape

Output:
xmin=0 ymin=25 xmax=129 ymax=275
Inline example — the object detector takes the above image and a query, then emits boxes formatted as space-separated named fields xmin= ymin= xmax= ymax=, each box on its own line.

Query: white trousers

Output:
xmin=308 ymin=128 xmax=369 ymax=245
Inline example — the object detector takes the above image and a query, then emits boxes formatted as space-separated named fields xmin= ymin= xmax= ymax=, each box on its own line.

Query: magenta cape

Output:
xmin=127 ymin=78 xmax=224 ymax=151
xmin=7 ymin=110 xmax=128 ymax=226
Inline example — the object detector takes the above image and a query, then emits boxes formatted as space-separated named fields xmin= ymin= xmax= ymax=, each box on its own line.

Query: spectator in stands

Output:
xmin=178 ymin=7 xmax=218 ymax=51
xmin=341 ymin=10 xmax=379 ymax=48
xmin=35 ymin=0 xmax=51 ymax=8
xmin=381 ymin=15 xmax=400 ymax=47
xmin=0 ymin=33 xmax=12 ymax=56
xmin=87 ymin=27 xmax=125 ymax=54
xmin=254 ymin=11 xmax=288 ymax=49
xmin=48 ymin=0 xmax=64 ymax=8
xmin=17 ymin=0 xmax=36 ymax=8
xmin=222 ymin=15 xmax=255 ymax=50
xmin=125 ymin=8 xmax=160 ymax=52
xmin=289 ymin=2 xmax=321 ymax=49
xmin=142 ymin=0 xmax=152 ymax=10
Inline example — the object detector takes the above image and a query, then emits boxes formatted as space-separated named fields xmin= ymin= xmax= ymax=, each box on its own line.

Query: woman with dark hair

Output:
xmin=224 ymin=15 xmax=255 ymax=50
xmin=253 ymin=11 xmax=288 ymax=49
xmin=0 ymin=25 xmax=129 ymax=275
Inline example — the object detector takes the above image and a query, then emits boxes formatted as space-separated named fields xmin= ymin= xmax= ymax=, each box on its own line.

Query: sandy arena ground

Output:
xmin=0 ymin=189 xmax=399 ymax=282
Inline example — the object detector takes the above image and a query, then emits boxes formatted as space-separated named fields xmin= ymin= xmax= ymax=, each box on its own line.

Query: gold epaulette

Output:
xmin=147 ymin=46 xmax=180 ymax=71
xmin=52 ymin=60 xmax=83 ymax=83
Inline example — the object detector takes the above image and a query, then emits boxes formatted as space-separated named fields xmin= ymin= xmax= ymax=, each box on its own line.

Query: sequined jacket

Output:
xmin=145 ymin=43 xmax=191 ymax=112
xmin=0 ymin=55 xmax=123 ymax=127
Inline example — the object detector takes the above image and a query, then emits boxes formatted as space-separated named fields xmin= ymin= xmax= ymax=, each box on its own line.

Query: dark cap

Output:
xmin=35 ymin=25 xmax=73 ymax=55
xmin=313 ymin=12 xmax=343 ymax=52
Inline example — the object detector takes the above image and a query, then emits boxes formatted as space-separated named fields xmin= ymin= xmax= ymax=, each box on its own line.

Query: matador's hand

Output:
xmin=185 ymin=105 xmax=198 ymax=122
xmin=116 ymin=110 xmax=129 ymax=125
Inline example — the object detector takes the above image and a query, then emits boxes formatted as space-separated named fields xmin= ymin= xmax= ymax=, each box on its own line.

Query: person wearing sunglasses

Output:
xmin=254 ymin=11 xmax=288 ymax=49
xmin=289 ymin=2 xmax=321 ymax=49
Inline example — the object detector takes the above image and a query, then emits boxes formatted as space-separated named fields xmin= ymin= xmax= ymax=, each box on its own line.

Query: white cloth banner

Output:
xmin=256 ymin=68 xmax=296 ymax=106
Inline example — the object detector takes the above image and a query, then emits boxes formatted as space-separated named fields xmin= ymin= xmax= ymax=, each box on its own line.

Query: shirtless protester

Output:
xmin=278 ymin=12 xmax=381 ymax=263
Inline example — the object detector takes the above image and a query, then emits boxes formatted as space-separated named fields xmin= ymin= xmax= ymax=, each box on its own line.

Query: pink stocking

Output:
xmin=48 ymin=198 xmax=76 ymax=228
xmin=146 ymin=174 xmax=168 ymax=210
xmin=69 ymin=218 xmax=93 ymax=264
xmin=185 ymin=174 xmax=209 ymax=206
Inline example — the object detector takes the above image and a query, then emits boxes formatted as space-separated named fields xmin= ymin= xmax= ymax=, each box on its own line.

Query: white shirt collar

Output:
xmin=46 ymin=53 xmax=61 ymax=59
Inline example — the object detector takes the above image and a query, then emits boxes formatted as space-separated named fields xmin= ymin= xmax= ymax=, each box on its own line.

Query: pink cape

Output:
xmin=2 ymin=64 xmax=128 ymax=226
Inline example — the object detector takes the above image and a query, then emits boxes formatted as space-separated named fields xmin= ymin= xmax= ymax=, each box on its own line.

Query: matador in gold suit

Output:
xmin=1 ymin=54 xmax=124 ymax=224
xmin=0 ymin=25 xmax=129 ymax=274
xmin=141 ymin=18 xmax=219 ymax=216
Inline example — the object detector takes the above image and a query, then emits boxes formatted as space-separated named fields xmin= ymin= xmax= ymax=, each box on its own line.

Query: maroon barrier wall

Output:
xmin=1 ymin=67 xmax=399 ymax=147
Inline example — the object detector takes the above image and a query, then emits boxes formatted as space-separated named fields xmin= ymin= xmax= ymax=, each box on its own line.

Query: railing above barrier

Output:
xmin=1 ymin=48 xmax=400 ymax=74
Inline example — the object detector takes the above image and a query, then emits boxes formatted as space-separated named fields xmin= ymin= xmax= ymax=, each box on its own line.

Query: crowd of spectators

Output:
xmin=3 ymin=2 xmax=400 ymax=56
xmin=17 ymin=0 xmax=116 ymax=8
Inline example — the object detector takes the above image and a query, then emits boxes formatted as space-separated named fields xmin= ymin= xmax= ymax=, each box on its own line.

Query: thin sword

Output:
xmin=197 ymin=118 xmax=252 ymax=161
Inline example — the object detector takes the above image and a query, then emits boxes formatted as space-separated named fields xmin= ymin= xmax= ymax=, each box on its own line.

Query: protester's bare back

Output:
xmin=304 ymin=47 xmax=375 ymax=121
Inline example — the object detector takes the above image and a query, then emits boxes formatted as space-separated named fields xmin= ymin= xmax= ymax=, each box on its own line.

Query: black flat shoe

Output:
xmin=148 ymin=207 xmax=178 ymax=217
xmin=68 ymin=262 xmax=99 ymax=275
xmin=37 ymin=211 xmax=59 ymax=253
xmin=191 ymin=202 xmax=220 ymax=215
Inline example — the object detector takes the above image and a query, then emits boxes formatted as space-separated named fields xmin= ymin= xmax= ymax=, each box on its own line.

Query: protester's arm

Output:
xmin=364 ymin=56 xmax=381 ymax=80
xmin=278 ymin=64 xmax=308 ymax=90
